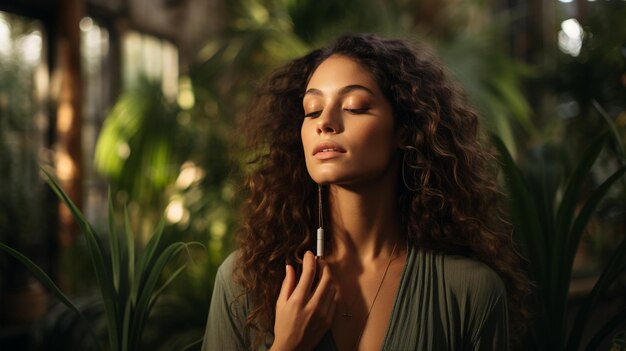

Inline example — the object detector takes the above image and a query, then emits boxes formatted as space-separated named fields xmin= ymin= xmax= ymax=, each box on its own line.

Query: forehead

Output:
xmin=305 ymin=55 xmax=379 ymax=92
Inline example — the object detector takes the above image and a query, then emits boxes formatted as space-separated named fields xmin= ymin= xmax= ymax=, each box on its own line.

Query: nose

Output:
xmin=316 ymin=106 xmax=342 ymax=135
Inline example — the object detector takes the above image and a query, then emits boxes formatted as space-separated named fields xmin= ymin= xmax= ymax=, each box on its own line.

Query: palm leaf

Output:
xmin=133 ymin=217 xmax=166 ymax=300
xmin=491 ymin=135 xmax=547 ymax=284
xmin=554 ymin=132 xmax=609 ymax=256
xmin=148 ymin=263 xmax=188 ymax=310
xmin=550 ymin=132 xmax=610 ymax=334
xmin=592 ymin=99 xmax=625 ymax=157
xmin=562 ymin=166 xmax=626 ymax=290
xmin=129 ymin=242 xmax=195 ymax=349
xmin=42 ymin=168 xmax=121 ymax=349
xmin=33 ymin=168 xmax=203 ymax=350
xmin=566 ymin=235 xmax=626 ymax=350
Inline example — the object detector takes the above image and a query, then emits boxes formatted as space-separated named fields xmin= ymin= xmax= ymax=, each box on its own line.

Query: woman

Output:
xmin=202 ymin=33 xmax=530 ymax=350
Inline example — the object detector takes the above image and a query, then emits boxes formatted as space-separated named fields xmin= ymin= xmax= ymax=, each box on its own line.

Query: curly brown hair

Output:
xmin=234 ymin=33 xmax=531 ymax=348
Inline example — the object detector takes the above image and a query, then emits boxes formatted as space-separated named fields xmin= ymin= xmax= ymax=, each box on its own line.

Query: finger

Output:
xmin=320 ymin=283 xmax=337 ymax=325
xmin=308 ymin=260 xmax=334 ymax=307
xmin=292 ymin=251 xmax=317 ymax=299
xmin=277 ymin=264 xmax=296 ymax=304
xmin=325 ymin=288 xmax=338 ymax=325
xmin=314 ymin=262 xmax=337 ymax=325
xmin=319 ymin=281 xmax=337 ymax=315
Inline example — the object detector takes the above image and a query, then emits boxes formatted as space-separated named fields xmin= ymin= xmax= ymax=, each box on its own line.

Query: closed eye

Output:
xmin=345 ymin=108 xmax=370 ymax=114
xmin=304 ymin=110 xmax=322 ymax=118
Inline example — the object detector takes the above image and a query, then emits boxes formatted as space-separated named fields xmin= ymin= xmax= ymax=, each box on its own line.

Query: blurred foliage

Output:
xmin=39 ymin=294 xmax=106 ymax=350
xmin=521 ymin=0 xmax=626 ymax=277
xmin=552 ymin=1 xmax=626 ymax=157
xmin=0 ymin=13 xmax=45 ymax=293
xmin=496 ymin=2 xmax=626 ymax=348
xmin=494 ymin=132 xmax=626 ymax=350
xmin=555 ymin=2 xmax=626 ymax=114
xmin=94 ymin=77 xmax=191 ymax=212
xmin=1 ymin=171 xmax=203 ymax=351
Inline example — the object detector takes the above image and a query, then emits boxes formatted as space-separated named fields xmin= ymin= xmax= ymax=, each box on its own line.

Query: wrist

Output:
xmin=269 ymin=343 xmax=290 ymax=351
xmin=270 ymin=337 xmax=296 ymax=351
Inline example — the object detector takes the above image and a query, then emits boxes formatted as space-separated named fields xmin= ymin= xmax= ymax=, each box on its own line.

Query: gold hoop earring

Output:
xmin=401 ymin=146 xmax=420 ymax=192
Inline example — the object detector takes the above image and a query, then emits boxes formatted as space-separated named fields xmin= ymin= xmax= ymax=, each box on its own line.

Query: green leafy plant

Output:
xmin=94 ymin=77 xmax=189 ymax=210
xmin=0 ymin=169 xmax=202 ymax=351
xmin=492 ymin=131 xmax=626 ymax=350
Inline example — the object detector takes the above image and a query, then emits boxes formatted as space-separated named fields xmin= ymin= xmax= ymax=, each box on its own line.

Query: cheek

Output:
xmin=301 ymin=120 xmax=319 ymax=162
xmin=300 ymin=122 xmax=310 ymax=151
xmin=352 ymin=122 xmax=396 ymax=154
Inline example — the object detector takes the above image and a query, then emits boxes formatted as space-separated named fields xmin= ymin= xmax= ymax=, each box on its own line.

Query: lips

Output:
xmin=313 ymin=141 xmax=346 ymax=159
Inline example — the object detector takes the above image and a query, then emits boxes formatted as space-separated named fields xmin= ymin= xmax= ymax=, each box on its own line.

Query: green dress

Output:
xmin=202 ymin=246 xmax=509 ymax=350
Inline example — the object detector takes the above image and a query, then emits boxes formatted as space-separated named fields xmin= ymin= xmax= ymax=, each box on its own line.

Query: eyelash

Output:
xmin=346 ymin=108 xmax=369 ymax=114
xmin=304 ymin=108 xmax=370 ymax=118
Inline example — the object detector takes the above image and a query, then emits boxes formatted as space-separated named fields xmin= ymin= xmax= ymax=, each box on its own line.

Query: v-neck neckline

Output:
xmin=325 ymin=244 xmax=413 ymax=351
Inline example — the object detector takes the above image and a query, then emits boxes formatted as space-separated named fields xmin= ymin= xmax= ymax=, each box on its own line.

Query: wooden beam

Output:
xmin=55 ymin=0 xmax=83 ymax=249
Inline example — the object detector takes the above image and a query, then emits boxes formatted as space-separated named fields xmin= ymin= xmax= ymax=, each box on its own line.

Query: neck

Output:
xmin=326 ymin=174 xmax=403 ymax=262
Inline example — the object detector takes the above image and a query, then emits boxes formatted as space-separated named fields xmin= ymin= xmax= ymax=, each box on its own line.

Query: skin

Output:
xmin=271 ymin=55 xmax=407 ymax=351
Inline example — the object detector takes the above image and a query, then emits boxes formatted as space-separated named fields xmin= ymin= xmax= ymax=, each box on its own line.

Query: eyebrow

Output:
xmin=304 ymin=84 xmax=375 ymax=97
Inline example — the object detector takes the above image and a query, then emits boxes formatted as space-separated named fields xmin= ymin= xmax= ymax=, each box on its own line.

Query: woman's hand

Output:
xmin=271 ymin=251 xmax=337 ymax=351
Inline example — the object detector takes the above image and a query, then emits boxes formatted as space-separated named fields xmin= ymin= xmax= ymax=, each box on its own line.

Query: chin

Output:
xmin=308 ymin=171 xmax=348 ymax=185
xmin=310 ymin=176 xmax=340 ymax=185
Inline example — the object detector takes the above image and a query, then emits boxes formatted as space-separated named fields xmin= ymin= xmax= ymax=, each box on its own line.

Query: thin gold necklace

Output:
xmin=347 ymin=241 xmax=398 ymax=349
